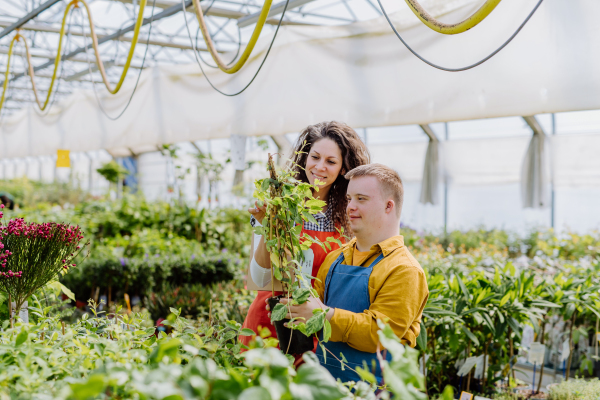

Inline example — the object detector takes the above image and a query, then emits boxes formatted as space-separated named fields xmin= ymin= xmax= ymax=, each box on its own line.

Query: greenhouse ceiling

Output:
xmin=0 ymin=0 xmax=384 ymax=116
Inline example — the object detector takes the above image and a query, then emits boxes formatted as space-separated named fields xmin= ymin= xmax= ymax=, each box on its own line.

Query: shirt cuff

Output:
xmin=329 ymin=308 xmax=353 ymax=343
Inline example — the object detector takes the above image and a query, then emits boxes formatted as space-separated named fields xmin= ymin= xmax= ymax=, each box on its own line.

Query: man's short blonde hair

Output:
xmin=345 ymin=163 xmax=404 ymax=218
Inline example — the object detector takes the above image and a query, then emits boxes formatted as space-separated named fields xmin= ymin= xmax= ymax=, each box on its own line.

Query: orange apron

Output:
xmin=239 ymin=226 xmax=342 ymax=348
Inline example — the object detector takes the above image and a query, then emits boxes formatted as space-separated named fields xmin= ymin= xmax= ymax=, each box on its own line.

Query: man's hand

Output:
xmin=266 ymin=297 xmax=335 ymax=326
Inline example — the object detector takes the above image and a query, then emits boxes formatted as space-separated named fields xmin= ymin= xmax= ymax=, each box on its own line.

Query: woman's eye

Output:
xmin=327 ymin=160 xmax=336 ymax=165
xmin=311 ymin=155 xmax=318 ymax=160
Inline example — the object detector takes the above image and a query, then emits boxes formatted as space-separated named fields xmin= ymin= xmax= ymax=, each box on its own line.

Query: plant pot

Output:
xmin=268 ymin=295 xmax=314 ymax=355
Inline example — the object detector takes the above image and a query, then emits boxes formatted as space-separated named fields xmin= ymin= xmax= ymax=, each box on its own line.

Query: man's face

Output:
xmin=346 ymin=176 xmax=389 ymax=236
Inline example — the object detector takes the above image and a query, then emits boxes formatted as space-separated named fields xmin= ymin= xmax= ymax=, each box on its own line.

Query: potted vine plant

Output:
xmin=0 ymin=205 xmax=88 ymax=327
xmin=253 ymin=154 xmax=335 ymax=354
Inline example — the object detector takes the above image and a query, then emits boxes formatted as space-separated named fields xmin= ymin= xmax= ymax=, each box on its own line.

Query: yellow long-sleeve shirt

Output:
xmin=314 ymin=235 xmax=429 ymax=353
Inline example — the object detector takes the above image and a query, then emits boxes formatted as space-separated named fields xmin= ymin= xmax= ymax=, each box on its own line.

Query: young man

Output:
xmin=279 ymin=163 xmax=429 ymax=383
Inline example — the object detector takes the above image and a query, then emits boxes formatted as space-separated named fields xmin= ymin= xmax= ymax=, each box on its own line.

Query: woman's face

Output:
xmin=305 ymin=138 xmax=344 ymax=190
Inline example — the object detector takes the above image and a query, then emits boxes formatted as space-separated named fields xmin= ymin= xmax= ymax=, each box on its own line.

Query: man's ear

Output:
xmin=385 ymin=200 xmax=395 ymax=214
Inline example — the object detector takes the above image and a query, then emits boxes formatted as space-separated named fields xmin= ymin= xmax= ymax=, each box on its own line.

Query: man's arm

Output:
xmin=329 ymin=266 xmax=428 ymax=352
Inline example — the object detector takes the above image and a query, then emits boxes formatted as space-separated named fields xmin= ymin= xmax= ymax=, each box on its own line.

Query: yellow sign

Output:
xmin=56 ymin=150 xmax=70 ymax=167
xmin=460 ymin=392 xmax=473 ymax=400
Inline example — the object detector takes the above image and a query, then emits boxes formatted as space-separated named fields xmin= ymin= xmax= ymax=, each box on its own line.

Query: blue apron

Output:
xmin=316 ymin=251 xmax=392 ymax=384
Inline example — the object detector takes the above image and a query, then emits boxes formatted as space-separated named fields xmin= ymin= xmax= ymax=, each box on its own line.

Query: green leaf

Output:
xmin=240 ymin=328 xmax=255 ymax=336
xmin=149 ymin=339 xmax=181 ymax=363
xmin=323 ymin=319 xmax=332 ymax=342
xmin=457 ymin=276 xmax=470 ymax=299
xmin=500 ymin=292 xmax=511 ymax=307
xmin=47 ymin=280 xmax=76 ymax=301
xmin=270 ymin=303 xmax=288 ymax=322
xmin=292 ymin=362 xmax=345 ymax=400
xmin=441 ymin=385 xmax=455 ymax=400
xmin=292 ymin=287 xmax=311 ymax=304
xmin=460 ymin=326 xmax=479 ymax=346
xmin=305 ymin=310 xmax=326 ymax=336
xmin=15 ymin=329 xmax=28 ymax=346
xmin=69 ymin=375 xmax=106 ymax=400
xmin=416 ymin=322 xmax=427 ymax=352
xmin=237 ymin=387 xmax=272 ymax=400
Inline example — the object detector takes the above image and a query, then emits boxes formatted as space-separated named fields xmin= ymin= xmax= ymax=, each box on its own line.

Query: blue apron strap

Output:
xmin=366 ymin=252 xmax=385 ymax=269
xmin=324 ymin=253 xmax=345 ymax=305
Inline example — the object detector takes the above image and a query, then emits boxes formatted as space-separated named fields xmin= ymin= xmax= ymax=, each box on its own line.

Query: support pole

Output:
xmin=551 ymin=113 xmax=556 ymax=229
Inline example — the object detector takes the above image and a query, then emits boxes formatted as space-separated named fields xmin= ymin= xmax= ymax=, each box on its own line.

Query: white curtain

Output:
xmin=3 ymin=0 xmax=600 ymax=158
xmin=521 ymin=132 xmax=550 ymax=208
xmin=419 ymin=138 xmax=440 ymax=205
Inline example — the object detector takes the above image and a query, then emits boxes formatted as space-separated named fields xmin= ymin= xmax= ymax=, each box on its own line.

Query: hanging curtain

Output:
xmin=420 ymin=138 xmax=440 ymax=205
xmin=521 ymin=131 xmax=550 ymax=208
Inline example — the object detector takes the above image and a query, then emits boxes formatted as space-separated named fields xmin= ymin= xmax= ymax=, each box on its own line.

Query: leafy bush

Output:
xmin=548 ymin=378 xmax=600 ymax=400
xmin=61 ymin=246 xmax=242 ymax=306
xmin=144 ymin=281 xmax=253 ymax=323
xmin=0 ymin=177 xmax=91 ymax=208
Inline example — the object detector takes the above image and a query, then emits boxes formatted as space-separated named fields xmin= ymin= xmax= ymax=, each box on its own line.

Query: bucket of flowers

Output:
xmin=0 ymin=204 xmax=88 ymax=327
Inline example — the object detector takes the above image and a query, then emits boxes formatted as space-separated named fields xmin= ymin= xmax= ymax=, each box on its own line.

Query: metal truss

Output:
xmin=0 ymin=0 xmax=379 ymax=116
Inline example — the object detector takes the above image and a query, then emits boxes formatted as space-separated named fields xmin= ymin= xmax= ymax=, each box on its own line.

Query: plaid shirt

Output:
xmin=250 ymin=206 xmax=335 ymax=232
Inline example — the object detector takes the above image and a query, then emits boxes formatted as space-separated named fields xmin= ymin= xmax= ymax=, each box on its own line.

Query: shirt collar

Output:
xmin=341 ymin=235 xmax=405 ymax=265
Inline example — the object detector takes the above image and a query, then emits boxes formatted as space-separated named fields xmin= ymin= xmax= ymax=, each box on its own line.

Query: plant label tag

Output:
xmin=473 ymin=355 xmax=488 ymax=379
xmin=56 ymin=149 xmax=70 ymax=168
xmin=457 ymin=356 xmax=477 ymax=376
xmin=528 ymin=342 xmax=545 ymax=365
xmin=229 ymin=135 xmax=247 ymax=170
xmin=459 ymin=392 xmax=473 ymax=400
xmin=299 ymin=248 xmax=314 ymax=288
xmin=560 ymin=340 xmax=570 ymax=362
xmin=10 ymin=301 xmax=28 ymax=323
xmin=596 ymin=332 xmax=600 ymax=344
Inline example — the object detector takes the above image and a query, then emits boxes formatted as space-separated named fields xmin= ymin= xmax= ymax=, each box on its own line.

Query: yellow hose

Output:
xmin=1 ymin=0 xmax=268 ymax=116
xmin=0 ymin=35 xmax=18 ymax=115
xmin=24 ymin=0 xmax=78 ymax=111
xmin=191 ymin=0 xmax=274 ymax=74
xmin=404 ymin=0 xmax=503 ymax=35
xmin=78 ymin=0 xmax=147 ymax=94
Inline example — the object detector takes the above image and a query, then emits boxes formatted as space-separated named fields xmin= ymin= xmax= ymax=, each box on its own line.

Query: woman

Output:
xmin=240 ymin=121 xmax=370 ymax=347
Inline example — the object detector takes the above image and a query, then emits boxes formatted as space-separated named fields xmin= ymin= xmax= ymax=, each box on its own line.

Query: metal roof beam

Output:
xmin=0 ymin=46 xmax=145 ymax=68
xmin=419 ymin=124 xmax=439 ymax=142
xmin=522 ymin=115 xmax=546 ymax=136
xmin=238 ymin=0 xmax=315 ymax=28
xmin=0 ymin=18 xmax=211 ymax=52
xmin=10 ymin=0 xmax=196 ymax=82
xmin=116 ymin=0 xmax=310 ymax=25
xmin=0 ymin=0 xmax=61 ymax=39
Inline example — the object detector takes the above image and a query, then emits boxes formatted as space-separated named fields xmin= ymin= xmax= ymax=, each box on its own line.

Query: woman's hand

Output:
xmin=265 ymin=297 xmax=335 ymax=325
xmin=248 ymin=200 xmax=267 ymax=225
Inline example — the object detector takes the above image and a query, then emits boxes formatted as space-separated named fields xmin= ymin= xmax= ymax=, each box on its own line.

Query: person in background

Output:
xmin=0 ymin=192 xmax=15 ymax=210
xmin=276 ymin=163 xmax=429 ymax=383
xmin=240 ymin=121 xmax=370 ymax=349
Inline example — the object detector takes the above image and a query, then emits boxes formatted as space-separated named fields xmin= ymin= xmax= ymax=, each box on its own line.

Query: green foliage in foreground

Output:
xmin=0 ymin=300 xmax=448 ymax=400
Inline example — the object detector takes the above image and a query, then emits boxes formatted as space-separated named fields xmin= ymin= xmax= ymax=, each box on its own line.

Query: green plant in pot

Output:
xmin=253 ymin=154 xmax=333 ymax=354
xmin=0 ymin=205 xmax=88 ymax=327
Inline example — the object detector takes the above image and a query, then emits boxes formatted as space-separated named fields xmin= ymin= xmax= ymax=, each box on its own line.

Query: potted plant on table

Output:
xmin=0 ymin=205 xmax=88 ymax=327
xmin=253 ymin=153 xmax=338 ymax=354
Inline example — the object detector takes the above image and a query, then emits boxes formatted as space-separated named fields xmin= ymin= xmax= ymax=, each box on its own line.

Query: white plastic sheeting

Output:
xmin=2 ymin=0 xmax=600 ymax=158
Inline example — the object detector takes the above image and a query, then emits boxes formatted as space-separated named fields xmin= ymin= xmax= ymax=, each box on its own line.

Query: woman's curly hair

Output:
xmin=288 ymin=121 xmax=370 ymax=234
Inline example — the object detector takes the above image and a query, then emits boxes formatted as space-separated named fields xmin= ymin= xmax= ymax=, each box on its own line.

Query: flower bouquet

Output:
xmin=0 ymin=204 xmax=87 ymax=326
